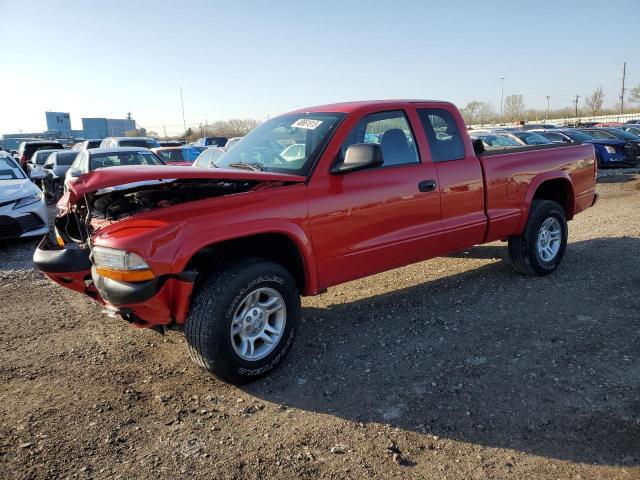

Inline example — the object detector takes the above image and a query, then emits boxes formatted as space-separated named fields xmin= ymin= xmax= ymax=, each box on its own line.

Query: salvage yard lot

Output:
xmin=1 ymin=171 xmax=639 ymax=480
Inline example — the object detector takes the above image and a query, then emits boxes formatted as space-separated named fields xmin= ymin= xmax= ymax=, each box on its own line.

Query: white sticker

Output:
xmin=292 ymin=118 xmax=323 ymax=130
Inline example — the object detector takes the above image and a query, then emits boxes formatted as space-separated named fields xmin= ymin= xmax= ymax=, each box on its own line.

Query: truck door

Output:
xmin=307 ymin=108 xmax=443 ymax=288
xmin=413 ymin=104 xmax=486 ymax=252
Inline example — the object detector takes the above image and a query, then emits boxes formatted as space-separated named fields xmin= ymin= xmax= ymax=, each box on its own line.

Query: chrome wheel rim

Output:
xmin=537 ymin=217 xmax=562 ymax=262
xmin=230 ymin=287 xmax=286 ymax=361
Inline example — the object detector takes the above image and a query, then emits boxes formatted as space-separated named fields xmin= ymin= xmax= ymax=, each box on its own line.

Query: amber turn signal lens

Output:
xmin=55 ymin=233 xmax=65 ymax=247
xmin=95 ymin=267 xmax=156 ymax=282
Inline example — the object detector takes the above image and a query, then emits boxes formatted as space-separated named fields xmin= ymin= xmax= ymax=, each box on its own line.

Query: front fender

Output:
xmin=516 ymin=171 xmax=575 ymax=234
xmin=170 ymin=220 xmax=320 ymax=296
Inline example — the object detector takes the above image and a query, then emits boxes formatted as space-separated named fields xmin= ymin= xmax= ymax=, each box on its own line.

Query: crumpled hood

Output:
xmin=67 ymin=165 xmax=306 ymax=203
xmin=0 ymin=179 xmax=38 ymax=203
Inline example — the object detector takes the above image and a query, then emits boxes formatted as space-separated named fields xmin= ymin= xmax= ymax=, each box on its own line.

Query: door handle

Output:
xmin=418 ymin=179 xmax=437 ymax=192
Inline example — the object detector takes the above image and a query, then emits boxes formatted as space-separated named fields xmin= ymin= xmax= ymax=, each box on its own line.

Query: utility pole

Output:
xmin=163 ymin=125 xmax=167 ymax=139
xmin=545 ymin=96 xmax=551 ymax=121
xmin=180 ymin=86 xmax=186 ymax=137
xmin=500 ymin=77 xmax=505 ymax=120
xmin=619 ymin=61 xmax=627 ymax=114
xmin=574 ymin=94 xmax=581 ymax=119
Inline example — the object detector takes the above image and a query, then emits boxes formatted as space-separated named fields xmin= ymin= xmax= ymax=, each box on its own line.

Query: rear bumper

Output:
xmin=33 ymin=236 xmax=195 ymax=327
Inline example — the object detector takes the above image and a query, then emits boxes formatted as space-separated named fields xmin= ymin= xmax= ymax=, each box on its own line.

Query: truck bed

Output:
xmin=478 ymin=142 xmax=597 ymax=242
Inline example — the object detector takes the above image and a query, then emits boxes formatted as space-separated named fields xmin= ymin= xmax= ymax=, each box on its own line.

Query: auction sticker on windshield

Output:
xmin=292 ymin=119 xmax=323 ymax=130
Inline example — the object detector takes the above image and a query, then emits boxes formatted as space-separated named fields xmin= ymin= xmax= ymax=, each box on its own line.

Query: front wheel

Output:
xmin=508 ymin=200 xmax=568 ymax=276
xmin=185 ymin=258 xmax=300 ymax=384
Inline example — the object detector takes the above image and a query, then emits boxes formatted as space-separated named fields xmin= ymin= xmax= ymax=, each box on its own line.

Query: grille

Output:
xmin=624 ymin=145 xmax=640 ymax=162
xmin=0 ymin=213 xmax=46 ymax=239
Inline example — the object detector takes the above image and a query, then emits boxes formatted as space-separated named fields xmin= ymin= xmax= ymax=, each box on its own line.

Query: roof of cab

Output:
xmin=287 ymin=99 xmax=450 ymax=115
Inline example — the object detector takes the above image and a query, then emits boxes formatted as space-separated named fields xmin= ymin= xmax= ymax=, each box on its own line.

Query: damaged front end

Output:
xmin=33 ymin=166 xmax=306 ymax=328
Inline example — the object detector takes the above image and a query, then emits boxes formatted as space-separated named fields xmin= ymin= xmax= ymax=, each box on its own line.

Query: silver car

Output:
xmin=42 ymin=151 xmax=79 ymax=202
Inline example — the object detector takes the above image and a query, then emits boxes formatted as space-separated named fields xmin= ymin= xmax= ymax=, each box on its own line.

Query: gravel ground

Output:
xmin=1 ymin=171 xmax=639 ymax=480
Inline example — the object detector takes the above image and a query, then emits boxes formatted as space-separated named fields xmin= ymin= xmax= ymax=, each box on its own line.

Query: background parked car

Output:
xmin=0 ymin=152 xmax=48 ymax=240
xmin=468 ymin=131 xmax=521 ymax=149
xmin=27 ymin=149 xmax=61 ymax=182
xmin=535 ymin=129 xmax=631 ymax=167
xmin=494 ymin=130 xmax=553 ymax=146
xmin=151 ymin=146 xmax=201 ymax=165
xmin=64 ymin=147 xmax=165 ymax=192
xmin=99 ymin=137 xmax=160 ymax=149
xmin=158 ymin=140 xmax=183 ymax=147
xmin=16 ymin=140 xmax=64 ymax=170
xmin=624 ymin=119 xmax=640 ymax=124
xmin=42 ymin=150 xmax=78 ymax=202
xmin=192 ymin=147 xmax=225 ymax=168
xmin=71 ymin=139 xmax=102 ymax=151
xmin=619 ymin=125 xmax=640 ymax=136
xmin=224 ymin=137 xmax=243 ymax=151
xmin=580 ymin=127 xmax=640 ymax=163
xmin=521 ymin=123 xmax=559 ymax=131
xmin=193 ymin=136 xmax=228 ymax=148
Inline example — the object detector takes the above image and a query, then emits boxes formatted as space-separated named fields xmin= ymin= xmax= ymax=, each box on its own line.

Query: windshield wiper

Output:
xmin=228 ymin=162 xmax=267 ymax=172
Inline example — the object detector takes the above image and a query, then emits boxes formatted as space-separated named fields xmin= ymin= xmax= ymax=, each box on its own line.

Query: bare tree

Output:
xmin=630 ymin=85 xmax=640 ymax=105
xmin=476 ymin=102 xmax=496 ymax=125
xmin=585 ymin=87 xmax=604 ymax=115
xmin=503 ymin=94 xmax=525 ymax=122
xmin=460 ymin=101 xmax=495 ymax=125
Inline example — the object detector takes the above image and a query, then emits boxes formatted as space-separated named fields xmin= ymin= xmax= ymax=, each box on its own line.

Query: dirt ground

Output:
xmin=1 ymin=170 xmax=639 ymax=480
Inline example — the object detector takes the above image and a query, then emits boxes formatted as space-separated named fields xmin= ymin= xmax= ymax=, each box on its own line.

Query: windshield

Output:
xmin=514 ymin=132 xmax=552 ymax=145
xmin=55 ymin=152 xmax=79 ymax=165
xmin=583 ymin=130 xmax=616 ymax=140
xmin=475 ymin=134 xmax=520 ymax=147
xmin=89 ymin=151 xmax=164 ymax=170
xmin=33 ymin=150 xmax=57 ymax=165
xmin=0 ymin=156 xmax=26 ymax=180
xmin=563 ymin=130 xmax=595 ymax=142
xmin=156 ymin=147 xmax=201 ymax=163
xmin=607 ymin=129 xmax=638 ymax=140
xmin=119 ymin=139 xmax=155 ymax=148
xmin=214 ymin=113 xmax=345 ymax=175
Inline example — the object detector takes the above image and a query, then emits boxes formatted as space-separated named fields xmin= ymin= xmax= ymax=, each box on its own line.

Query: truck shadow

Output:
xmin=245 ymin=237 xmax=640 ymax=467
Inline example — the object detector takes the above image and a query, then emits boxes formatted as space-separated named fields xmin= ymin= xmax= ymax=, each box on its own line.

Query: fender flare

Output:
xmin=516 ymin=172 xmax=575 ymax=234
xmin=170 ymin=220 xmax=320 ymax=295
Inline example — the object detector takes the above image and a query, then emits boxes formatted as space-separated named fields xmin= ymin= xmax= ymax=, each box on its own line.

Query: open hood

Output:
xmin=67 ymin=165 xmax=305 ymax=203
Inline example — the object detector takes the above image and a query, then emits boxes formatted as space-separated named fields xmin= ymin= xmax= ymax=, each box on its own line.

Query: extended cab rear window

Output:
xmin=417 ymin=109 xmax=465 ymax=162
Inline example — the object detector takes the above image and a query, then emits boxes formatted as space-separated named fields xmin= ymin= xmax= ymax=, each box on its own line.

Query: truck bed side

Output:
xmin=478 ymin=143 xmax=597 ymax=242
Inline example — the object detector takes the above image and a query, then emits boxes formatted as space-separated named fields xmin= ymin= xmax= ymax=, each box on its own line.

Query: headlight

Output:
xmin=12 ymin=192 xmax=43 ymax=210
xmin=604 ymin=146 xmax=617 ymax=154
xmin=92 ymin=246 xmax=155 ymax=282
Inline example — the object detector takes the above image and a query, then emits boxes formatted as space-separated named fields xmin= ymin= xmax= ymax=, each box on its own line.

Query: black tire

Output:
xmin=508 ymin=200 xmax=568 ymax=276
xmin=185 ymin=258 xmax=300 ymax=384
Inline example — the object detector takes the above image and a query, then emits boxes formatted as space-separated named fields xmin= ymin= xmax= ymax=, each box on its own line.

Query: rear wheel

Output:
xmin=508 ymin=200 xmax=567 ymax=276
xmin=185 ymin=258 xmax=300 ymax=384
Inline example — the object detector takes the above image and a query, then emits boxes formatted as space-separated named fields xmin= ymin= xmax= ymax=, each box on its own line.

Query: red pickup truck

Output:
xmin=34 ymin=100 xmax=598 ymax=384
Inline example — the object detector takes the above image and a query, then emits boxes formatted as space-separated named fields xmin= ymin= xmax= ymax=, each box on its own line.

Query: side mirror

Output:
xmin=472 ymin=138 xmax=485 ymax=155
xmin=331 ymin=143 xmax=383 ymax=174
xmin=69 ymin=169 xmax=82 ymax=178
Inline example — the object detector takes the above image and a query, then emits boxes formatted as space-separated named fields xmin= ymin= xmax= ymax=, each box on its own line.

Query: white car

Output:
xmin=0 ymin=152 xmax=48 ymax=240
xmin=192 ymin=147 xmax=225 ymax=168
xmin=280 ymin=143 xmax=306 ymax=162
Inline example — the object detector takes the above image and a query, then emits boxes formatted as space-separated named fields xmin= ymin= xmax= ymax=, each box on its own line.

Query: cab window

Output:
xmin=341 ymin=110 xmax=419 ymax=167
xmin=417 ymin=108 xmax=465 ymax=162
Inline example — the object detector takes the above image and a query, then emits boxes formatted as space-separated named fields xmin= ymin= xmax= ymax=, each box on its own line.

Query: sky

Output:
xmin=0 ymin=0 xmax=638 ymax=135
